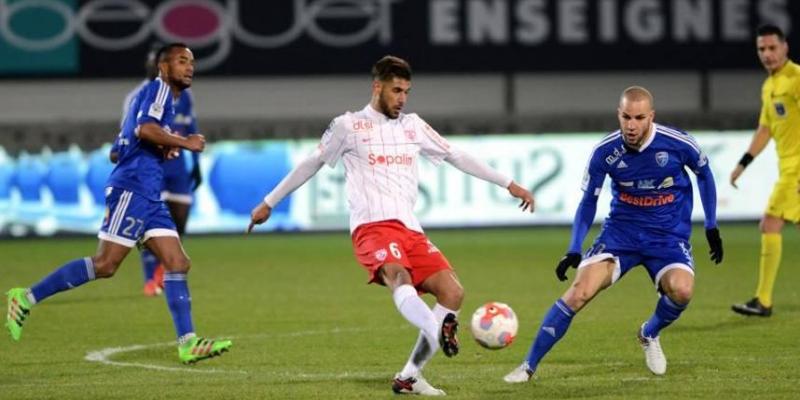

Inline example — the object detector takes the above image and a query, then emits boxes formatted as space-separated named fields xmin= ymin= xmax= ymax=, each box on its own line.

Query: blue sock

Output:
xmin=140 ymin=249 xmax=159 ymax=282
xmin=163 ymin=273 xmax=194 ymax=339
xmin=642 ymin=295 xmax=687 ymax=338
xmin=30 ymin=257 xmax=95 ymax=304
xmin=524 ymin=299 xmax=575 ymax=371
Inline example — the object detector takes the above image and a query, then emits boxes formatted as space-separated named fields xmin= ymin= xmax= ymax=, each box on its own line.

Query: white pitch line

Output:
xmin=84 ymin=326 xmax=395 ymax=375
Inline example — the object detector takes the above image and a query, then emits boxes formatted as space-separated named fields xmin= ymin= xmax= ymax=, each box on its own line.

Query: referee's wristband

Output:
xmin=738 ymin=153 xmax=754 ymax=168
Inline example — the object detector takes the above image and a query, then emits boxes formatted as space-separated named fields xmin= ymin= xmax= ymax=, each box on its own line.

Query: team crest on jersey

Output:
xmin=774 ymin=102 xmax=786 ymax=116
xmin=405 ymin=129 xmax=416 ymax=140
xmin=375 ymin=249 xmax=388 ymax=261
xmin=655 ymin=151 xmax=669 ymax=167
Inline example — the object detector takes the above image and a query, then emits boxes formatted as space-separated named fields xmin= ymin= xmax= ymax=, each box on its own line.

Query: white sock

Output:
xmin=25 ymin=289 xmax=37 ymax=305
xmin=399 ymin=303 xmax=460 ymax=378
xmin=393 ymin=285 xmax=440 ymax=359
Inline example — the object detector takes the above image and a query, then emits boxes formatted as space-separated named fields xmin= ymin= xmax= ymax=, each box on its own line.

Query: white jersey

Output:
xmin=319 ymin=104 xmax=453 ymax=233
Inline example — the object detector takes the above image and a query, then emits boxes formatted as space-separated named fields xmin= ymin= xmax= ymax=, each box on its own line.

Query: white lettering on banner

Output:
xmin=468 ymin=0 xmax=508 ymax=44
xmin=428 ymin=0 xmax=791 ymax=46
xmin=430 ymin=0 xmax=460 ymax=44
xmin=558 ymin=0 xmax=587 ymax=44
xmin=0 ymin=0 xmax=400 ymax=70
xmin=673 ymin=0 xmax=712 ymax=42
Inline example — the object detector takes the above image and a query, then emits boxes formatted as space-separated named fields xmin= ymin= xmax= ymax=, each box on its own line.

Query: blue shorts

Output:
xmin=579 ymin=227 xmax=695 ymax=289
xmin=98 ymin=187 xmax=178 ymax=248
xmin=161 ymin=156 xmax=193 ymax=204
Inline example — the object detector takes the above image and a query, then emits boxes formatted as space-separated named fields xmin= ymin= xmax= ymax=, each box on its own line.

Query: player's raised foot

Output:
xmin=503 ymin=362 xmax=535 ymax=383
xmin=178 ymin=336 xmax=233 ymax=364
xmin=392 ymin=373 xmax=446 ymax=396
xmin=731 ymin=297 xmax=772 ymax=317
xmin=6 ymin=288 xmax=32 ymax=341
xmin=637 ymin=323 xmax=666 ymax=375
xmin=439 ymin=313 xmax=459 ymax=357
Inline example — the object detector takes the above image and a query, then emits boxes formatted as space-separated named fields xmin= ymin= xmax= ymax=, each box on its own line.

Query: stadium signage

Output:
xmin=0 ymin=0 xmax=398 ymax=70
xmin=1 ymin=0 xmax=797 ymax=75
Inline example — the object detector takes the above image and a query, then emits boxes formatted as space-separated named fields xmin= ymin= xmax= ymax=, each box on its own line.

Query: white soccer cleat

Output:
xmin=637 ymin=323 xmax=667 ymax=375
xmin=392 ymin=373 xmax=446 ymax=396
xmin=503 ymin=362 xmax=535 ymax=383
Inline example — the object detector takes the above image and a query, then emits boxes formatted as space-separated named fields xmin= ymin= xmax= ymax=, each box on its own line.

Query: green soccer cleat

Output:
xmin=6 ymin=288 xmax=32 ymax=341
xmin=178 ymin=336 xmax=233 ymax=364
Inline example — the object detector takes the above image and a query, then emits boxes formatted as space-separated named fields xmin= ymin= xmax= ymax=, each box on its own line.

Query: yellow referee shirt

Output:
xmin=759 ymin=60 xmax=800 ymax=175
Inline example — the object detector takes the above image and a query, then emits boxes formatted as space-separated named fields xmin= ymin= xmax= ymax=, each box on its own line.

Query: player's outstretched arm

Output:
xmin=556 ymin=190 xmax=599 ymax=281
xmin=731 ymin=125 xmax=771 ymax=188
xmin=444 ymin=148 xmax=534 ymax=212
xmin=507 ymin=182 xmax=534 ymax=213
xmin=694 ymin=158 xmax=723 ymax=264
xmin=246 ymin=149 xmax=326 ymax=234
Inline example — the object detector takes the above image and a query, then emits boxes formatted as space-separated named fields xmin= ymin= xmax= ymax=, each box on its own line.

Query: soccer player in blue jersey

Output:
xmin=504 ymin=86 xmax=723 ymax=382
xmin=5 ymin=43 xmax=231 ymax=364
xmin=115 ymin=44 xmax=203 ymax=297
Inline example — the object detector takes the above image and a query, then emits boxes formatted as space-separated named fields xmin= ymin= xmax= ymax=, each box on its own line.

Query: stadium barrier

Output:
xmin=0 ymin=132 xmax=776 ymax=236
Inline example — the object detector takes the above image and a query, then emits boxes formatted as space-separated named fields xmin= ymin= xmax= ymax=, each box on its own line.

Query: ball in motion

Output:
xmin=470 ymin=302 xmax=518 ymax=349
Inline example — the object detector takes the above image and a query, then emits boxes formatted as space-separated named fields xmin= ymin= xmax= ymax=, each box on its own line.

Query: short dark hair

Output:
xmin=371 ymin=55 xmax=411 ymax=81
xmin=156 ymin=42 xmax=189 ymax=63
xmin=756 ymin=24 xmax=785 ymax=41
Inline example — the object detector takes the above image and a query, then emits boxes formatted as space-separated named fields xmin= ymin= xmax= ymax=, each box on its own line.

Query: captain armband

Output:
xmin=738 ymin=153 xmax=754 ymax=168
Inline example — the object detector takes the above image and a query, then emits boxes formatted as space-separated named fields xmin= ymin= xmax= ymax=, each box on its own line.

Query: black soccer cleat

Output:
xmin=731 ymin=297 xmax=772 ymax=317
xmin=440 ymin=313 xmax=459 ymax=357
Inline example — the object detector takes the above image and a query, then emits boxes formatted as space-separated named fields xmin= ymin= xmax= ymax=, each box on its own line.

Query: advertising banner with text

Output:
xmin=1 ymin=0 xmax=798 ymax=76
xmin=0 ymin=131 xmax=779 ymax=237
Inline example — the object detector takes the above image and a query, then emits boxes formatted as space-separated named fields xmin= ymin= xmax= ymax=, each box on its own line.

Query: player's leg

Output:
xmin=638 ymin=245 xmax=696 ymax=376
xmin=384 ymin=264 xmax=451 ymax=396
xmin=734 ymin=178 xmax=797 ymax=316
xmin=6 ymin=187 xmax=140 ymax=341
xmin=144 ymin=234 xmax=231 ymax=363
xmin=505 ymin=257 xmax=616 ymax=383
xmin=379 ymin=263 xmax=442 ymax=356
xmin=396 ymin=269 xmax=463 ymax=382
xmin=6 ymin=240 xmax=130 ymax=341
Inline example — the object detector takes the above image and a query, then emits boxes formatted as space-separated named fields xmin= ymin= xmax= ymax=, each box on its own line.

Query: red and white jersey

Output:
xmin=318 ymin=104 xmax=453 ymax=233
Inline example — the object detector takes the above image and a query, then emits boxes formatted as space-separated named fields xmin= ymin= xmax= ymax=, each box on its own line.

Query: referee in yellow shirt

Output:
xmin=731 ymin=25 xmax=800 ymax=317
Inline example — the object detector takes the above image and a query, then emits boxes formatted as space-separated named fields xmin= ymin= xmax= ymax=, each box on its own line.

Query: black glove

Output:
xmin=190 ymin=164 xmax=202 ymax=192
xmin=555 ymin=252 xmax=582 ymax=281
xmin=705 ymin=228 xmax=723 ymax=264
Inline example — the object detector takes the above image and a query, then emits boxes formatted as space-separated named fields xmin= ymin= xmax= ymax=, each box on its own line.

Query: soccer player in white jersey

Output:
xmin=248 ymin=55 xmax=534 ymax=396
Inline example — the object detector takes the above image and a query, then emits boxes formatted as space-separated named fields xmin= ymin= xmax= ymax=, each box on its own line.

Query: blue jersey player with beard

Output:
xmin=5 ymin=43 xmax=231 ymax=364
xmin=116 ymin=44 xmax=202 ymax=297
xmin=505 ymin=86 xmax=723 ymax=382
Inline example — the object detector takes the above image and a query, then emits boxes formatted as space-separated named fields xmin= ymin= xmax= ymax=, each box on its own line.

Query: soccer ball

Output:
xmin=470 ymin=302 xmax=518 ymax=350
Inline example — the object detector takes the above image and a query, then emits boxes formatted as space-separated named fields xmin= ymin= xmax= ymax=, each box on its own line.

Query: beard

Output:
xmin=378 ymin=95 xmax=399 ymax=119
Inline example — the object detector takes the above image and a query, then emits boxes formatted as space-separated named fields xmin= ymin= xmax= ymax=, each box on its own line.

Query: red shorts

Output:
xmin=351 ymin=220 xmax=452 ymax=289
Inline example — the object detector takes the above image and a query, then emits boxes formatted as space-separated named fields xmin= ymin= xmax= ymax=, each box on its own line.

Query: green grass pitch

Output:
xmin=1 ymin=224 xmax=798 ymax=399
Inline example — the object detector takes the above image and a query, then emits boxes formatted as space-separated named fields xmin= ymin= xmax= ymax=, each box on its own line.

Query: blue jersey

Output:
xmin=161 ymin=89 xmax=198 ymax=175
xmin=581 ymin=123 xmax=713 ymax=243
xmin=107 ymin=78 xmax=175 ymax=201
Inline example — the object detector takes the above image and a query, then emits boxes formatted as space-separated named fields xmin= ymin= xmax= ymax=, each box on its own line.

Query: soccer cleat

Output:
xmin=503 ymin=362 xmax=535 ymax=383
xmin=731 ymin=298 xmax=772 ymax=317
xmin=637 ymin=323 xmax=666 ymax=375
xmin=142 ymin=280 xmax=162 ymax=297
xmin=6 ymin=288 xmax=32 ymax=341
xmin=143 ymin=265 xmax=165 ymax=297
xmin=439 ymin=313 xmax=459 ymax=357
xmin=392 ymin=373 xmax=446 ymax=396
xmin=178 ymin=336 xmax=233 ymax=364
